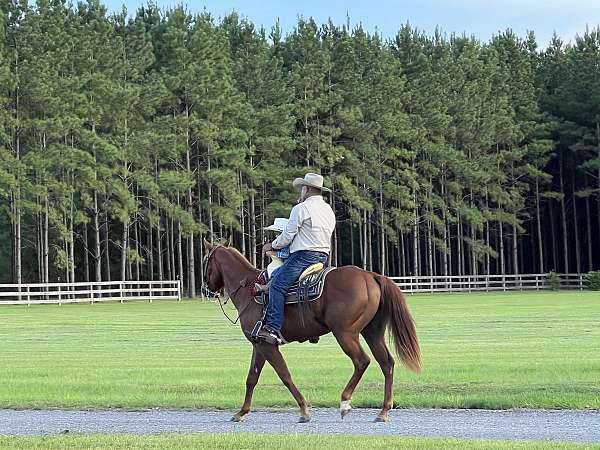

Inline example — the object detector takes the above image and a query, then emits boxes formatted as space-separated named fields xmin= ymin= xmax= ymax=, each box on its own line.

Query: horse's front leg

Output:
xmin=258 ymin=343 xmax=311 ymax=423
xmin=231 ymin=345 xmax=266 ymax=422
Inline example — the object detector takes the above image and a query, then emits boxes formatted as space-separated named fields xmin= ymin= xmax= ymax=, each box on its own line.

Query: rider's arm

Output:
xmin=271 ymin=204 xmax=306 ymax=250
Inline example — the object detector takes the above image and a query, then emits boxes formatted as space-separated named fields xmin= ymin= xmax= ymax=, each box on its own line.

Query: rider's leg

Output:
xmin=263 ymin=252 xmax=302 ymax=334
xmin=263 ymin=251 xmax=329 ymax=336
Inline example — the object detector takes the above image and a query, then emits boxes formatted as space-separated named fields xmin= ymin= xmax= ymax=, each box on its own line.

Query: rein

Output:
xmin=216 ymin=276 xmax=254 ymax=324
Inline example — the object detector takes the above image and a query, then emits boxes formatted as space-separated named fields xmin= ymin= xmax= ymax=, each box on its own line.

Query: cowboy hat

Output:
xmin=292 ymin=172 xmax=331 ymax=192
xmin=264 ymin=217 xmax=289 ymax=232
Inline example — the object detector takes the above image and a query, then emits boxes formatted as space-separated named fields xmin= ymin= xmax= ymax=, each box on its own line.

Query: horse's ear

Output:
xmin=203 ymin=237 xmax=213 ymax=250
xmin=223 ymin=236 xmax=231 ymax=247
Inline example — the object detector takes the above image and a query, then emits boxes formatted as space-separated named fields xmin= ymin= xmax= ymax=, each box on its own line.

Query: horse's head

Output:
xmin=201 ymin=238 xmax=229 ymax=297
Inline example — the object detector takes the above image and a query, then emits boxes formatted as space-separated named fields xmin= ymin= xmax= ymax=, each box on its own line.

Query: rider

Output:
xmin=255 ymin=218 xmax=291 ymax=293
xmin=257 ymin=173 xmax=336 ymax=345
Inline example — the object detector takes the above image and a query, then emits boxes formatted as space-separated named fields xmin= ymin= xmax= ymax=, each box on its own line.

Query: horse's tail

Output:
xmin=375 ymin=275 xmax=421 ymax=373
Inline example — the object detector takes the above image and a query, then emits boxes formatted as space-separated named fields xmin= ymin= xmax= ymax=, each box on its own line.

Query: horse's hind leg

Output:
xmin=257 ymin=343 xmax=311 ymax=423
xmin=362 ymin=317 xmax=395 ymax=422
xmin=333 ymin=332 xmax=371 ymax=419
xmin=232 ymin=345 xmax=266 ymax=422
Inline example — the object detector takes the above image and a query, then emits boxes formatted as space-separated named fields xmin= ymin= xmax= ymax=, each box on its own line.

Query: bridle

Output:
xmin=201 ymin=244 xmax=255 ymax=325
xmin=201 ymin=245 xmax=222 ymax=298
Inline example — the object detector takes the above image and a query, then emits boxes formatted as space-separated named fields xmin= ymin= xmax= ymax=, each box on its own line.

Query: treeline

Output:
xmin=1 ymin=1 xmax=599 ymax=294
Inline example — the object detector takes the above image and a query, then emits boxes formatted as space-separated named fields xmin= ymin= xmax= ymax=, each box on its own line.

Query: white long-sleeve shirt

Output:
xmin=271 ymin=195 xmax=336 ymax=255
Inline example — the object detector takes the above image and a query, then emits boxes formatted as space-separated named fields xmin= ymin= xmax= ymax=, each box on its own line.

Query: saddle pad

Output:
xmin=255 ymin=266 xmax=336 ymax=305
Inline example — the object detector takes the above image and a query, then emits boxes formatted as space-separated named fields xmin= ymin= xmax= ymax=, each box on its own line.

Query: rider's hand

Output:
xmin=262 ymin=242 xmax=273 ymax=256
xmin=265 ymin=250 xmax=275 ymax=257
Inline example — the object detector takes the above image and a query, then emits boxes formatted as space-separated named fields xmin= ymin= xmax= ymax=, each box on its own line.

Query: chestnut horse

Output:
xmin=202 ymin=239 xmax=420 ymax=423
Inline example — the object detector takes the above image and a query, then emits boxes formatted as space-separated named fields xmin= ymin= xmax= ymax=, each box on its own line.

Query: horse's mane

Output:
xmin=225 ymin=246 xmax=258 ymax=271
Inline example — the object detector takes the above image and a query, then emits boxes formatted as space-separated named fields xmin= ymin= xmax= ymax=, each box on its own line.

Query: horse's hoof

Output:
xmin=299 ymin=415 xmax=311 ymax=423
xmin=340 ymin=409 xmax=352 ymax=420
xmin=374 ymin=415 xmax=388 ymax=423
xmin=231 ymin=415 xmax=244 ymax=422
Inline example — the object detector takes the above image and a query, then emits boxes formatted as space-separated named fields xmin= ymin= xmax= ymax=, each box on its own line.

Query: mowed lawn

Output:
xmin=0 ymin=291 xmax=598 ymax=410
xmin=1 ymin=433 xmax=599 ymax=450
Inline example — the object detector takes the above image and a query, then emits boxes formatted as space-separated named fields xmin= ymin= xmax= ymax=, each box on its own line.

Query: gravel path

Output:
xmin=1 ymin=408 xmax=599 ymax=442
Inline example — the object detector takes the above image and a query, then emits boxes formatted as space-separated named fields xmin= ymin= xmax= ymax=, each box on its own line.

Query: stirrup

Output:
xmin=256 ymin=327 xmax=287 ymax=346
xmin=251 ymin=320 xmax=263 ymax=342
xmin=254 ymin=282 xmax=269 ymax=293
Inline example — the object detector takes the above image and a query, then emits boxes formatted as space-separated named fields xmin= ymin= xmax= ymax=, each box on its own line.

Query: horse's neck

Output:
xmin=220 ymin=252 xmax=259 ymax=308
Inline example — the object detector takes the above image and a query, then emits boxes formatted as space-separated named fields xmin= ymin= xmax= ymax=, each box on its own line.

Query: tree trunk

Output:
xmin=177 ymin=221 xmax=184 ymax=293
xmin=535 ymin=178 xmax=544 ymax=273
xmin=400 ymin=231 xmax=406 ymax=276
xmin=104 ymin=212 xmax=111 ymax=281
xmin=362 ymin=208 xmax=368 ymax=270
xmin=93 ymin=191 xmax=102 ymax=282
xmin=457 ymin=213 xmax=464 ymax=276
xmin=549 ymin=201 xmax=558 ymax=271
xmin=350 ymin=219 xmax=355 ymax=266
xmin=83 ymin=223 xmax=90 ymax=282
xmin=249 ymin=184 xmax=256 ymax=265
xmin=12 ymin=50 xmax=22 ymax=286
xmin=134 ymin=218 xmax=140 ymax=282
xmin=367 ymin=212 xmax=373 ymax=272
xmin=156 ymin=213 xmax=163 ymax=281
xmin=165 ymin=217 xmax=172 ymax=280
xmin=572 ymin=175 xmax=581 ymax=274
xmin=148 ymin=205 xmax=154 ymax=281
xmin=43 ymin=197 xmax=49 ymax=283
xmin=69 ymin=193 xmax=75 ymax=284
xmin=499 ymin=222 xmax=505 ymax=275
xmin=379 ymin=168 xmax=385 ymax=275
xmin=185 ymin=106 xmax=195 ymax=297
xmin=207 ymin=154 xmax=214 ymax=239
xmin=121 ymin=220 xmax=129 ymax=281
xmin=471 ymin=225 xmax=477 ymax=276
xmin=427 ymin=219 xmax=433 ymax=277
xmin=586 ymin=195 xmax=592 ymax=271
xmin=412 ymin=201 xmax=418 ymax=276
xmin=559 ymin=156 xmax=569 ymax=273
xmin=512 ymin=222 xmax=518 ymax=275
xmin=169 ymin=216 xmax=176 ymax=281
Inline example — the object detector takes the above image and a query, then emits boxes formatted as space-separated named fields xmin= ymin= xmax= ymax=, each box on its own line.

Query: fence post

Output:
xmin=120 ymin=282 xmax=124 ymax=303
xmin=178 ymin=278 xmax=182 ymax=301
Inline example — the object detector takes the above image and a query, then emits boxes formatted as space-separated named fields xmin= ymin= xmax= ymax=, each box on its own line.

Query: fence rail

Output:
xmin=389 ymin=273 xmax=586 ymax=293
xmin=0 ymin=273 xmax=588 ymax=305
xmin=0 ymin=280 xmax=182 ymax=305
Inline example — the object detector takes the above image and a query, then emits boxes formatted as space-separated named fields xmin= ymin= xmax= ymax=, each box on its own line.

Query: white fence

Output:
xmin=389 ymin=273 xmax=586 ymax=293
xmin=0 ymin=280 xmax=182 ymax=305
xmin=0 ymin=273 xmax=588 ymax=305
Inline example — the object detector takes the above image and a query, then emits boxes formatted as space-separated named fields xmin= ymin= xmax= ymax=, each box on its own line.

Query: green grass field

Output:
xmin=0 ymin=291 xmax=598 ymax=410
xmin=1 ymin=433 xmax=598 ymax=450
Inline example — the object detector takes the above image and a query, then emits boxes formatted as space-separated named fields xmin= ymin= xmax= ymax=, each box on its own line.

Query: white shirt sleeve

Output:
xmin=272 ymin=204 xmax=306 ymax=250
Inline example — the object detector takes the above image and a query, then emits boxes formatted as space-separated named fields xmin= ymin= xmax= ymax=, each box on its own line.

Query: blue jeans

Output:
xmin=265 ymin=250 xmax=329 ymax=332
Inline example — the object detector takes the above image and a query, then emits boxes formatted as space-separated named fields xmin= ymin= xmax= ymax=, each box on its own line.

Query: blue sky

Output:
xmin=101 ymin=0 xmax=600 ymax=49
